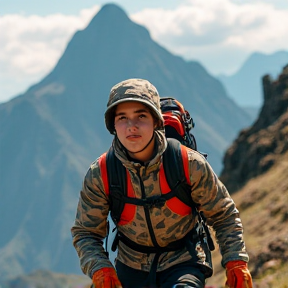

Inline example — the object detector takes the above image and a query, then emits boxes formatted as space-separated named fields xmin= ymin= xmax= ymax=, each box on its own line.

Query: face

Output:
xmin=114 ymin=101 xmax=156 ymax=162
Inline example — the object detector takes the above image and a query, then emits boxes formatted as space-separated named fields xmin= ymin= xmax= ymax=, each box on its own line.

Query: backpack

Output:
xmin=160 ymin=97 xmax=196 ymax=149
xmin=99 ymin=99 xmax=214 ymax=277
xmin=160 ymin=97 xmax=207 ymax=158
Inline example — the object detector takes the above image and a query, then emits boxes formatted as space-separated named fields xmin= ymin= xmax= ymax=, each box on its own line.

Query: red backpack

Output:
xmin=160 ymin=97 xmax=198 ymax=151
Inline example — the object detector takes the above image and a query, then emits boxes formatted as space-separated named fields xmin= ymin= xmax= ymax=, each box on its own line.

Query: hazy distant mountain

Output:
xmin=218 ymin=50 xmax=288 ymax=109
xmin=0 ymin=3 xmax=251 ymax=280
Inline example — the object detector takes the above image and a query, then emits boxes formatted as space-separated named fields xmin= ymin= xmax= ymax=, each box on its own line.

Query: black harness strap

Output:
xmin=106 ymin=146 xmax=126 ymax=224
xmin=163 ymin=138 xmax=196 ymax=209
xmin=114 ymin=229 xmax=195 ymax=254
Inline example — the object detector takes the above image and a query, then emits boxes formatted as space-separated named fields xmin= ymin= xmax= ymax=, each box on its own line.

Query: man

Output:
xmin=71 ymin=78 xmax=253 ymax=288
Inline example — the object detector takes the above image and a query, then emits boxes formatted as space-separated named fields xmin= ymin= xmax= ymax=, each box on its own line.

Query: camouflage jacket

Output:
xmin=71 ymin=131 xmax=249 ymax=278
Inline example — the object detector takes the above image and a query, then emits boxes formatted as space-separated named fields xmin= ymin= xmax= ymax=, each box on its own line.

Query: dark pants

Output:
xmin=116 ymin=260 xmax=205 ymax=288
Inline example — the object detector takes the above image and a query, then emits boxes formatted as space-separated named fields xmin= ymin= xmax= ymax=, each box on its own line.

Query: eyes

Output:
xmin=116 ymin=113 xmax=148 ymax=121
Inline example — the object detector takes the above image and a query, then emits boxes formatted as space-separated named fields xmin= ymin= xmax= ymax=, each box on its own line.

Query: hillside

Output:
xmin=207 ymin=153 xmax=288 ymax=287
xmin=206 ymin=65 xmax=288 ymax=287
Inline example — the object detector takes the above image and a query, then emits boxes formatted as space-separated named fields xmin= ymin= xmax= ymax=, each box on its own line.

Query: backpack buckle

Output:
xmin=144 ymin=195 xmax=166 ymax=208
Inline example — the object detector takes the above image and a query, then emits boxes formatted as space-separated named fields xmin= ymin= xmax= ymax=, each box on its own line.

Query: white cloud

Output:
xmin=0 ymin=6 xmax=99 ymax=103
xmin=131 ymin=0 xmax=288 ymax=74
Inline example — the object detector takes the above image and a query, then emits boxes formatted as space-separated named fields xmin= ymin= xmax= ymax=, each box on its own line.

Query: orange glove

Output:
xmin=225 ymin=260 xmax=253 ymax=288
xmin=92 ymin=267 xmax=122 ymax=288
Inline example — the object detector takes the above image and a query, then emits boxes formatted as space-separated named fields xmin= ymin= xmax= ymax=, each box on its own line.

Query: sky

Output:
xmin=1 ymin=0 xmax=288 ymax=103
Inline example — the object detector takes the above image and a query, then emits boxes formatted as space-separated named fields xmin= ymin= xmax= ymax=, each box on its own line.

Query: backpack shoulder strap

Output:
xmin=106 ymin=146 xmax=127 ymax=193
xmin=163 ymin=138 xmax=195 ymax=208
xmin=163 ymin=139 xmax=215 ymax=251
xmin=100 ymin=146 xmax=127 ymax=224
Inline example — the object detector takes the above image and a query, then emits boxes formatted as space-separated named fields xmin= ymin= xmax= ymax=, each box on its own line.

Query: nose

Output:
xmin=127 ymin=119 xmax=138 ymax=130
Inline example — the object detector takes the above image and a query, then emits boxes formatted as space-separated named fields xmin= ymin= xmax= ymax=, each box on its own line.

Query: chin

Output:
xmin=128 ymin=146 xmax=143 ymax=153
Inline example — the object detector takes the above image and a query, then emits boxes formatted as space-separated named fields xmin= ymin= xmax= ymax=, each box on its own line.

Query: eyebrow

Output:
xmin=115 ymin=108 xmax=149 ymax=116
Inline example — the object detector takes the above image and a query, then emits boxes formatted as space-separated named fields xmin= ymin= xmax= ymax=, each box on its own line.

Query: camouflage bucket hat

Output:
xmin=105 ymin=78 xmax=164 ymax=134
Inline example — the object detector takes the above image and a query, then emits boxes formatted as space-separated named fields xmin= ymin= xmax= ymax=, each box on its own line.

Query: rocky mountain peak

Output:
xmin=86 ymin=3 xmax=135 ymax=31
xmin=255 ymin=64 xmax=288 ymax=129
xmin=220 ymin=64 xmax=288 ymax=192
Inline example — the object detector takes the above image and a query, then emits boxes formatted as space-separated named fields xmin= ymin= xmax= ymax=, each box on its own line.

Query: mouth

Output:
xmin=126 ymin=135 xmax=141 ymax=140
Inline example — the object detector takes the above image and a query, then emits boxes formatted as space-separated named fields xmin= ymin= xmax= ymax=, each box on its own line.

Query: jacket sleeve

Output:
xmin=188 ymin=150 xmax=249 ymax=267
xmin=71 ymin=160 xmax=114 ymax=278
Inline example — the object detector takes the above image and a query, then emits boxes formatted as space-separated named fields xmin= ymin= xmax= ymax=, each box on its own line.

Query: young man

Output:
xmin=71 ymin=78 xmax=253 ymax=288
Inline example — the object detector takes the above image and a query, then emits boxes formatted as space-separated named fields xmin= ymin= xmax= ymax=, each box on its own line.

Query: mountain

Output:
xmin=0 ymin=3 xmax=251 ymax=280
xmin=205 ymin=64 xmax=288 ymax=287
xmin=218 ymin=50 xmax=288 ymax=110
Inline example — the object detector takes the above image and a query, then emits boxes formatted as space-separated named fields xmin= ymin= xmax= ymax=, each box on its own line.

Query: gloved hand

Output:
xmin=92 ymin=267 xmax=122 ymax=288
xmin=225 ymin=260 xmax=253 ymax=288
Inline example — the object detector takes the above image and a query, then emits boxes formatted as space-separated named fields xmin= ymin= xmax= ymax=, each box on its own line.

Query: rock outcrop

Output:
xmin=220 ymin=65 xmax=288 ymax=193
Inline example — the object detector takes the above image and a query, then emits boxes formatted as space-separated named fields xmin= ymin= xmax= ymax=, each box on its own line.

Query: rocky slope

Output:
xmin=220 ymin=64 xmax=288 ymax=193
xmin=205 ymin=65 xmax=288 ymax=287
